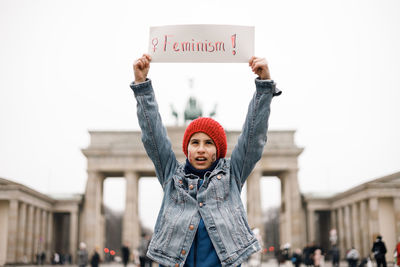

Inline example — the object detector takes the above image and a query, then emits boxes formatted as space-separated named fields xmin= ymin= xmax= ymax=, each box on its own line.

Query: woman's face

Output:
xmin=187 ymin=132 xmax=217 ymax=170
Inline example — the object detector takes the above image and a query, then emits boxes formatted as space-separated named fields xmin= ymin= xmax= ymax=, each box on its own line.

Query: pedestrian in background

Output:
xmin=121 ymin=242 xmax=130 ymax=267
xmin=329 ymin=244 xmax=340 ymax=267
xmin=90 ymin=247 xmax=100 ymax=267
xmin=394 ymin=237 xmax=400 ymax=267
xmin=77 ymin=242 xmax=88 ymax=267
xmin=303 ymin=243 xmax=313 ymax=267
xmin=291 ymin=248 xmax=302 ymax=267
xmin=346 ymin=247 xmax=359 ymax=267
xmin=372 ymin=235 xmax=387 ymax=267
xmin=247 ymin=228 xmax=263 ymax=267
xmin=313 ymin=248 xmax=323 ymax=267
xmin=138 ymin=235 xmax=151 ymax=267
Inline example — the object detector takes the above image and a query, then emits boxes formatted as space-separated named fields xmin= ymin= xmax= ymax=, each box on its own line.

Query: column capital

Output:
xmin=307 ymin=207 xmax=316 ymax=213
xmin=278 ymin=169 xmax=300 ymax=183
xmin=124 ymin=170 xmax=139 ymax=180
xmin=393 ymin=197 xmax=400 ymax=210
xmin=87 ymin=170 xmax=104 ymax=179
xmin=247 ymin=168 xmax=262 ymax=181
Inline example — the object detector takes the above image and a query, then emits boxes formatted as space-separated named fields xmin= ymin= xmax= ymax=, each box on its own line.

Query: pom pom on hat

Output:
xmin=182 ymin=117 xmax=227 ymax=159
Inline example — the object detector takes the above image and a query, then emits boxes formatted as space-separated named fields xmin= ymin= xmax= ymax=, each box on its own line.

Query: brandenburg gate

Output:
xmin=80 ymin=127 xmax=305 ymax=254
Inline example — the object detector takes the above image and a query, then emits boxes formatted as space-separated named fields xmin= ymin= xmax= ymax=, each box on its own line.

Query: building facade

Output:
xmin=305 ymin=171 xmax=400 ymax=260
xmin=1 ymin=127 xmax=398 ymax=265
xmin=0 ymin=178 xmax=81 ymax=265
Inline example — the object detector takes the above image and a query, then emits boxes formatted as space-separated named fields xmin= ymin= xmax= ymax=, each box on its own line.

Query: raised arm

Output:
xmin=230 ymin=57 xmax=281 ymax=189
xmin=130 ymin=54 xmax=177 ymax=188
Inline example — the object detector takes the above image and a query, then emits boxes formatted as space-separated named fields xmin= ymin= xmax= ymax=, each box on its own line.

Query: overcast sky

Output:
xmin=1 ymin=0 xmax=399 ymax=229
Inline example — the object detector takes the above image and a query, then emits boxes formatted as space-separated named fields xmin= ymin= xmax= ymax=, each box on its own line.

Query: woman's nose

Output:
xmin=197 ymin=143 xmax=205 ymax=152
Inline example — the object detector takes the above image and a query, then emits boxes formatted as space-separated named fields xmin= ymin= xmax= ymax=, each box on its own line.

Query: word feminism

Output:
xmin=152 ymin=34 xmax=237 ymax=54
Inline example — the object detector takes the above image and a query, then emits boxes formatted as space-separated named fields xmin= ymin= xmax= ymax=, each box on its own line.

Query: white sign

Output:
xmin=148 ymin=24 xmax=254 ymax=63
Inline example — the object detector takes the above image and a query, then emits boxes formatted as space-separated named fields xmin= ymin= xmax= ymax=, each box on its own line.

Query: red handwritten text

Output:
xmin=156 ymin=35 xmax=226 ymax=53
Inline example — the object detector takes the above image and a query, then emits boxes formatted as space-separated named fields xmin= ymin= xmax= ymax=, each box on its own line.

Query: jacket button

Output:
xmin=181 ymin=250 xmax=186 ymax=255
xmin=189 ymin=184 xmax=194 ymax=190
xmin=179 ymin=180 xmax=183 ymax=184
xmin=217 ymin=175 xmax=221 ymax=180
xmin=189 ymin=225 xmax=194 ymax=230
xmin=199 ymin=202 xmax=203 ymax=207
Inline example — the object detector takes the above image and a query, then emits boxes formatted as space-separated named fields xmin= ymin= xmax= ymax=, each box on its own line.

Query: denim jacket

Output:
xmin=130 ymin=78 xmax=279 ymax=267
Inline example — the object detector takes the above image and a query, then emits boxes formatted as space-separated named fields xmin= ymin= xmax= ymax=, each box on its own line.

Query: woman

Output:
xmin=130 ymin=53 xmax=281 ymax=267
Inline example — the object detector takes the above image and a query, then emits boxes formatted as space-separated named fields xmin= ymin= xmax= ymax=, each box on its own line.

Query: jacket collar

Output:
xmin=184 ymin=158 xmax=220 ymax=179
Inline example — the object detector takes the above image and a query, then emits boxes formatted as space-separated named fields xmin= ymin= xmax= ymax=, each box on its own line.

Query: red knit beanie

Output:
xmin=182 ymin=117 xmax=227 ymax=159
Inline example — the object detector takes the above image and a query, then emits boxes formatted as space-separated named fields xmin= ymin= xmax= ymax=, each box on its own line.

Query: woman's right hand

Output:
xmin=249 ymin=56 xmax=271 ymax=80
xmin=133 ymin=54 xmax=151 ymax=83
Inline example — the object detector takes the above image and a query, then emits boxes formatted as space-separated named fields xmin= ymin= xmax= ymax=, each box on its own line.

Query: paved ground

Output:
xmin=6 ymin=259 xmax=352 ymax=267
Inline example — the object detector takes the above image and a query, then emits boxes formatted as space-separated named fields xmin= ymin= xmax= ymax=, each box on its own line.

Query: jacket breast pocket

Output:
xmin=211 ymin=173 xmax=230 ymax=201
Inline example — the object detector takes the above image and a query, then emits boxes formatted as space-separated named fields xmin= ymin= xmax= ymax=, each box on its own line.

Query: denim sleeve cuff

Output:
xmin=255 ymin=78 xmax=282 ymax=96
xmin=129 ymin=78 xmax=154 ymax=97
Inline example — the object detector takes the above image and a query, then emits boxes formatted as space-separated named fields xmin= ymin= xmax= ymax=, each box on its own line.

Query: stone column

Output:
xmin=338 ymin=207 xmax=345 ymax=258
xmin=351 ymin=203 xmax=361 ymax=252
xmin=280 ymin=172 xmax=291 ymax=246
xmin=368 ymin=198 xmax=379 ymax=240
xmin=279 ymin=175 xmax=287 ymax=245
xmin=307 ymin=208 xmax=316 ymax=243
xmin=344 ymin=205 xmax=352 ymax=249
xmin=123 ymin=171 xmax=140 ymax=250
xmin=329 ymin=209 xmax=338 ymax=246
xmin=25 ymin=205 xmax=34 ymax=263
xmin=46 ymin=212 xmax=53 ymax=262
xmin=33 ymin=208 xmax=41 ymax=260
xmin=6 ymin=199 xmax=18 ymax=263
xmin=283 ymin=170 xmax=303 ymax=249
xmin=394 ymin=197 xmax=400 ymax=241
xmin=330 ymin=209 xmax=337 ymax=233
xmin=17 ymin=202 xmax=27 ymax=262
xmin=278 ymin=170 xmax=303 ymax=248
xmin=70 ymin=210 xmax=78 ymax=263
xmin=359 ymin=200 xmax=369 ymax=257
xmin=40 ymin=210 xmax=47 ymax=256
xmin=83 ymin=171 xmax=104 ymax=253
xmin=246 ymin=169 xmax=264 ymax=236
